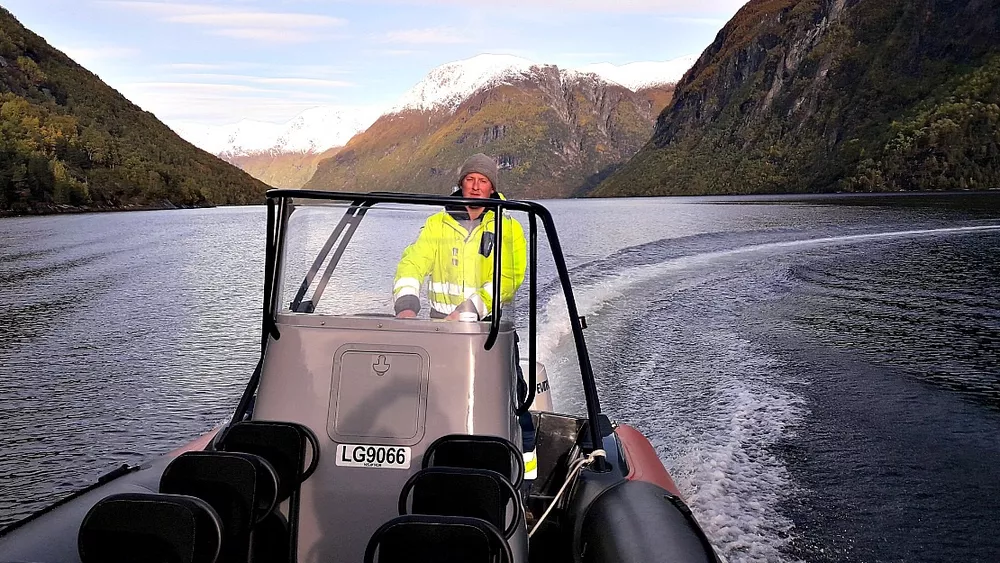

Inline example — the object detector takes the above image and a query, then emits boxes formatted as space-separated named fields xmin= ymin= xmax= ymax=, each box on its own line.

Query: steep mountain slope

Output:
xmin=594 ymin=0 xmax=1000 ymax=197
xmin=176 ymin=106 xmax=375 ymax=159
xmin=0 ymin=8 xmax=268 ymax=214
xmin=575 ymin=54 xmax=698 ymax=91
xmin=226 ymin=147 xmax=342 ymax=189
xmin=303 ymin=55 xmax=685 ymax=198
xmin=175 ymin=106 xmax=373 ymax=189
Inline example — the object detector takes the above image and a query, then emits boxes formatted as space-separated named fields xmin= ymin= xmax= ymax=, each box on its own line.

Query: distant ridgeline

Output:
xmin=0 ymin=8 xmax=268 ymax=215
xmin=594 ymin=0 xmax=1000 ymax=197
xmin=304 ymin=64 xmax=676 ymax=199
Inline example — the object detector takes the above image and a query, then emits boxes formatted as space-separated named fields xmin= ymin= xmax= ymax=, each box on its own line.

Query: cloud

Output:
xmin=163 ymin=62 xmax=356 ymax=76
xmin=125 ymin=82 xmax=281 ymax=95
xmin=172 ymin=73 xmax=356 ymax=88
xmin=553 ymin=51 xmax=622 ymax=61
xmin=61 ymin=45 xmax=139 ymax=68
xmin=253 ymin=77 xmax=354 ymax=87
xmin=119 ymin=79 xmax=347 ymax=123
xmin=363 ymin=0 xmax=747 ymax=15
xmin=168 ymin=11 xmax=345 ymax=28
xmin=102 ymin=1 xmax=233 ymax=18
xmin=286 ymin=64 xmax=356 ymax=77
xmin=660 ymin=16 xmax=729 ymax=25
xmin=103 ymin=1 xmax=346 ymax=43
xmin=210 ymin=28 xmax=329 ymax=43
xmin=374 ymin=49 xmax=420 ymax=56
xmin=256 ymin=78 xmax=357 ymax=88
xmin=162 ymin=62 xmax=226 ymax=71
xmin=379 ymin=27 xmax=472 ymax=44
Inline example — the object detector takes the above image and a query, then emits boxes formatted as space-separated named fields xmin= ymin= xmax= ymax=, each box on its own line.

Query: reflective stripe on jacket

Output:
xmin=393 ymin=205 xmax=526 ymax=318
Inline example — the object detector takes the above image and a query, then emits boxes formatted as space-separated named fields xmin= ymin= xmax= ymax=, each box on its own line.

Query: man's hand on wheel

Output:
xmin=397 ymin=310 xmax=416 ymax=319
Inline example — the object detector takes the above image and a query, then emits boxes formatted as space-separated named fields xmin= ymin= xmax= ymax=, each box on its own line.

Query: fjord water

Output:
xmin=1 ymin=194 xmax=998 ymax=562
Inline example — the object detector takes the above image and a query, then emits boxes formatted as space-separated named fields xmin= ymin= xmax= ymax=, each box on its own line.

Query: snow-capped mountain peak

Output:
xmin=176 ymin=54 xmax=698 ymax=157
xmin=390 ymin=53 xmax=698 ymax=114
xmin=574 ymin=54 xmax=699 ymax=91
xmin=174 ymin=106 xmax=380 ymax=157
xmin=391 ymin=53 xmax=541 ymax=113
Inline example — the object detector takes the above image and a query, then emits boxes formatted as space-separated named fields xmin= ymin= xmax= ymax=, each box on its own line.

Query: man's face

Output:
xmin=461 ymin=173 xmax=493 ymax=199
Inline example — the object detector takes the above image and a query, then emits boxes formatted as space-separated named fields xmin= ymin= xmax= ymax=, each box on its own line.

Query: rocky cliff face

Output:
xmin=595 ymin=0 xmax=1000 ymax=196
xmin=304 ymin=66 xmax=675 ymax=199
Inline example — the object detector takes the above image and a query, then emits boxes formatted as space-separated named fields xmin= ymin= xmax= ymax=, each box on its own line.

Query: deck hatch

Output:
xmin=328 ymin=345 xmax=429 ymax=446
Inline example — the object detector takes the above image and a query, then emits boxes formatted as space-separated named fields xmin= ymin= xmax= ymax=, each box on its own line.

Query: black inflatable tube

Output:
xmin=579 ymin=480 xmax=719 ymax=563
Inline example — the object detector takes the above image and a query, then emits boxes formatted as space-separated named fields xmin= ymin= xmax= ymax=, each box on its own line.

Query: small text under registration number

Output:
xmin=335 ymin=444 xmax=411 ymax=469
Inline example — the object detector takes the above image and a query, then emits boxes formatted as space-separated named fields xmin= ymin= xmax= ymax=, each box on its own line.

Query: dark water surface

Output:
xmin=1 ymin=193 xmax=998 ymax=562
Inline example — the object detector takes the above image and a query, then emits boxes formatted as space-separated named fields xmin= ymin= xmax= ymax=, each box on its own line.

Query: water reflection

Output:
xmin=0 ymin=208 xmax=265 ymax=526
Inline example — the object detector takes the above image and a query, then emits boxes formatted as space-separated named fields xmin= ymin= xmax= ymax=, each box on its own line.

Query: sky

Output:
xmin=2 ymin=0 xmax=750 ymax=132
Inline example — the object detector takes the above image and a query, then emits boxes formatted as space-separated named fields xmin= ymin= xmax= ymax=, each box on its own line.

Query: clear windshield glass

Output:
xmin=277 ymin=198 xmax=530 ymax=322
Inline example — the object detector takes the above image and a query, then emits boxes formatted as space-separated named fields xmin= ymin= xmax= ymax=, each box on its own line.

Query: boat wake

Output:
xmin=531 ymin=223 xmax=1000 ymax=563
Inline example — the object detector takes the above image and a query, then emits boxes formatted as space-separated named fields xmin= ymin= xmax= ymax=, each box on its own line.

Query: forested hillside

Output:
xmin=595 ymin=0 xmax=1000 ymax=196
xmin=0 ymin=8 xmax=268 ymax=215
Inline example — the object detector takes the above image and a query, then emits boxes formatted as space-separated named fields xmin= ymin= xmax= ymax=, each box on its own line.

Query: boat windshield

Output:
xmin=256 ymin=190 xmax=606 ymax=454
xmin=277 ymin=197 xmax=531 ymax=322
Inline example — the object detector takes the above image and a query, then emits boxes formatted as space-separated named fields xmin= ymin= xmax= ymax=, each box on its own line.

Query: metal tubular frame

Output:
xmin=234 ymin=190 xmax=606 ymax=469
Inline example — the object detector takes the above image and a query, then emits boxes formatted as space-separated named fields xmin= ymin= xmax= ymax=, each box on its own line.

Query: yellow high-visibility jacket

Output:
xmin=393 ymin=200 xmax=526 ymax=319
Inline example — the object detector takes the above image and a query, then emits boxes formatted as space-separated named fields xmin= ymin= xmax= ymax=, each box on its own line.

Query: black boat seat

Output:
xmin=77 ymin=492 xmax=222 ymax=563
xmin=398 ymin=467 xmax=521 ymax=539
xmin=160 ymin=451 xmax=279 ymax=563
xmin=423 ymin=434 xmax=524 ymax=488
xmin=249 ymin=511 xmax=291 ymax=563
xmin=364 ymin=514 xmax=513 ymax=563
xmin=212 ymin=421 xmax=319 ymax=563
xmin=213 ymin=420 xmax=320 ymax=502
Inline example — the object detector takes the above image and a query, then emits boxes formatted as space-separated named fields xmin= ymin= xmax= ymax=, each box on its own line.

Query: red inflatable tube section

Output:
xmin=615 ymin=424 xmax=682 ymax=498
xmin=166 ymin=425 xmax=222 ymax=458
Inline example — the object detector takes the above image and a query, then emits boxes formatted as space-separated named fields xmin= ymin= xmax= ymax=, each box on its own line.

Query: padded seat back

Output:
xmin=160 ymin=451 xmax=278 ymax=563
xmin=423 ymin=434 xmax=524 ymax=488
xmin=214 ymin=420 xmax=319 ymax=502
xmin=78 ymin=492 xmax=222 ymax=563
xmin=399 ymin=467 xmax=521 ymax=539
xmin=213 ymin=420 xmax=318 ymax=563
xmin=364 ymin=514 xmax=512 ymax=563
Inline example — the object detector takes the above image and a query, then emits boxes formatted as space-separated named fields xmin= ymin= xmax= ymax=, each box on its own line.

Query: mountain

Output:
xmin=176 ymin=106 xmax=376 ymax=158
xmin=177 ymin=106 xmax=377 ymax=189
xmin=574 ymin=55 xmax=699 ymax=91
xmin=594 ymin=0 xmax=1000 ymax=197
xmin=303 ymin=54 xmax=692 ymax=198
xmin=225 ymin=147 xmax=343 ymax=190
xmin=0 ymin=7 xmax=268 ymax=215
xmin=175 ymin=106 xmax=376 ymax=188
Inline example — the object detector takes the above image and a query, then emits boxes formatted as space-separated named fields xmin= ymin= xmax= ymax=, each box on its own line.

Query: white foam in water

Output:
xmin=538 ymin=274 xmax=802 ymax=562
xmin=645 ymin=347 xmax=808 ymax=563
xmin=537 ymin=271 xmax=806 ymax=561
xmin=536 ymin=223 xmax=1000 ymax=389
xmin=531 ymin=225 xmax=1000 ymax=562
xmin=535 ymin=271 xmax=661 ymax=413
xmin=536 ymin=254 xmax=712 ymax=377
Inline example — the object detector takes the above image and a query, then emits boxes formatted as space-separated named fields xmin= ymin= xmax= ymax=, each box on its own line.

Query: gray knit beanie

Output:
xmin=457 ymin=153 xmax=499 ymax=193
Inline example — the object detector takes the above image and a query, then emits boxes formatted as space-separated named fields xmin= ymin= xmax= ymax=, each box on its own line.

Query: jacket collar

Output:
xmin=445 ymin=187 xmax=504 ymax=222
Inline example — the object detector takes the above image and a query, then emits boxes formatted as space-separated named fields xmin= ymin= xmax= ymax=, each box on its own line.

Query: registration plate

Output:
xmin=335 ymin=444 xmax=411 ymax=469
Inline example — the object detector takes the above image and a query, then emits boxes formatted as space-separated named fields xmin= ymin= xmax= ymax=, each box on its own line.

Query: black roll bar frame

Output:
xmin=233 ymin=189 xmax=606 ymax=471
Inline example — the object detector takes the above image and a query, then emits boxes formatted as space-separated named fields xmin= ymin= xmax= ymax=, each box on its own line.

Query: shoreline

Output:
xmin=3 ymin=188 xmax=999 ymax=218
xmin=0 ymin=200 xmax=219 ymax=218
